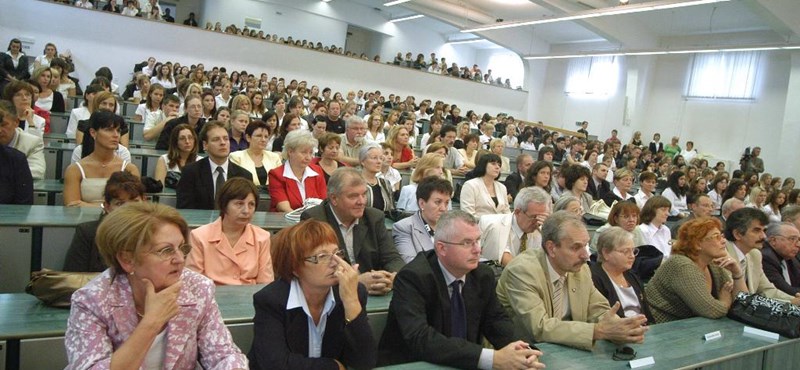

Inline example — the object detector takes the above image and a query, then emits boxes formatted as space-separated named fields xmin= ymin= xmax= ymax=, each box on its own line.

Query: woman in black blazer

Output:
xmin=590 ymin=226 xmax=655 ymax=322
xmin=249 ymin=220 xmax=376 ymax=370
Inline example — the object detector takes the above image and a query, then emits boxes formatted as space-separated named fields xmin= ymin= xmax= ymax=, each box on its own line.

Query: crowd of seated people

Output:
xmin=60 ymin=0 xmax=517 ymax=89
xmin=6 ymin=18 xmax=800 ymax=369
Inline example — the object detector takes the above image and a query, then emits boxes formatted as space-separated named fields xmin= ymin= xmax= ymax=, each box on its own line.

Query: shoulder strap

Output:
xmin=75 ymin=162 xmax=87 ymax=179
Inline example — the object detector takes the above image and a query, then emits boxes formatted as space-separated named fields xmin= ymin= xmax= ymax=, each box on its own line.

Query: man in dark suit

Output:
xmin=379 ymin=210 xmax=543 ymax=369
xmin=301 ymin=168 xmax=404 ymax=295
xmin=587 ymin=162 xmax=611 ymax=201
xmin=503 ymin=153 xmax=533 ymax=201
xmin=177 ymin=121 xmax=251 ymax=209
xmin=762 ymin=222 xmax=800 ymax=296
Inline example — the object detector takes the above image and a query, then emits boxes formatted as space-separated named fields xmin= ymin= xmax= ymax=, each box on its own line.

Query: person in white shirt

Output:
xmin=634 ymin=171 xmax=657 ymax=209
xmin=478 ymin=123 xmax=494 ymax=149
xmin=637 ymin=195 xmax=674 ymax=257
xmin=680 ymin=140 xmax=698 ymax=164
xmin=215 ymin=80 xmax=233 ymax=108
xmin=74 ymin=0 xmax=94 ymax=9
xmin=141 ymin=0 xmax=161 ymax=20
xmin=661 ymin=170 xmax=689 ymax=218
xmin=121 ymin=1 xmax=139 ymax=17
xmin=415 ymin=101 xmax=431 ymax=121
xmin=501 ymin=124 xmax=518 ymax=148
xmin=141 ymin=57 xmax=156 ymax=77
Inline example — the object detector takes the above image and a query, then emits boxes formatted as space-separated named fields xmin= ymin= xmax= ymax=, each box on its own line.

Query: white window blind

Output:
xmin=564 ymin=56 xmax=620 ymax=96
xmin=685 ymin=51 xmax=761 ymax=100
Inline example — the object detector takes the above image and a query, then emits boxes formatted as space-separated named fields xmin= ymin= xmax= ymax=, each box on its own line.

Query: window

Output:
xmin=564 ymin=56 xmax=620 ymax=96
xmin=685 ymin=51 xmax=761 ymax=100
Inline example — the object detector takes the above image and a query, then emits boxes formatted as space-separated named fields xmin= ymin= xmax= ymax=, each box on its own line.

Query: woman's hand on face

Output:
xmin=712 ymin=256 xmax=741 ymax=276
xmin=141 ymin=278 xmax=181 ymax=327
xmin=24 ymin=108 xmax=35 ymax=123
xmin=332 ymin=254 xmax=360 ymax=300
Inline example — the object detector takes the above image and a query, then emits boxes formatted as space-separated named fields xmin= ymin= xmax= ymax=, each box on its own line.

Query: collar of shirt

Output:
xmin=286 ymin=277 xmax=336 ymax=317
xmin=545 ymin=254 xmax=565 ymax=285
xmin=437 ymin=258 xmax=465 ymax=289
xmin=330 ymin=203 xmax=359 ymax=230
xmin=208 ymin=158 xmax=229 ymax=175
xmin=732 ymin=241 xmax=747 ymax=264
xmin=643 ymin=223 xmax=669 ymax=238
xmin=282 ymin=162 xmax=320 ymax=183
xmin=613 ymin=187 xmax=631 ymax=200
xmin=635 ymin=189 xmax=651 ymax=199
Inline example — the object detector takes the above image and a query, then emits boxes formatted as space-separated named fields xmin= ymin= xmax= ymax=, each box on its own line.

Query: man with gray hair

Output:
xmin=782 ymin=205 xmax=800 ymax=231
xmin=761 ymin=222 xmax=800 ymax=295
xmin=380 ymin=210 xmax=544 ymax=369
xmin=718 ymin=197 xmax=745 ymax=227
xmin=338 ymin=115 xmax=367 ymax=166
xmin=301 ymin=167 xmax=403 ymax=295
xmin=479 ymin=187 xmax=551 ymax=266
xmin=497 ymin=210 xmax=648 ymax=350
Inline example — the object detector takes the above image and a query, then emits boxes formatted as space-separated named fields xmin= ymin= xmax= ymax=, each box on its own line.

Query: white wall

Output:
xmin=534 ymin=51 xmax=795 ymax=177
xmin=375 ymin=19 xmax=477 ymax=72
xmin=200 ymin=0 xmax=348 ymax=47
xmin=2 ymin=1 xmax=527 ymax=118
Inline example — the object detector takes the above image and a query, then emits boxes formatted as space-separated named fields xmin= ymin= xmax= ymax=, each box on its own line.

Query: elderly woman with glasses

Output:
xmin=644 ymin=217 xmax=747 ymax=324
xmin=248 ymin=219 xmax=376 ymax=370
xmin=590 ymin=226 xmax=654 ymax=322
xmin=65 ymin=202 xmax=247 ymax=370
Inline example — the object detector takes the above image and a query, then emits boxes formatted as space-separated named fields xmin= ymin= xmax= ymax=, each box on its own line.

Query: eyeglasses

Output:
xmin=150 ymin=244 xmax=192 ymax=260
xmin=304 ymin=250 xmax=344 ymax=264
xmin=614 ymin=248 xmax=640 ymax=257
xmin=775 ymin=235 xmax=800 ymax=243
xmin=440 ymin=239 xmax=481 ymax=249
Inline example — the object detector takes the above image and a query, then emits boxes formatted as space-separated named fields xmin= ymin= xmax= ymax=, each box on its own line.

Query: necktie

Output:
xmin=519 ymin=233 xmax=528 ymax=254
xmin=553 ymin=277 xmax=565 ymax=319
xmin=450 ymin=280 xmax=467 ymax=339
xmin=215 ymin=166 xmax=225 ymax=201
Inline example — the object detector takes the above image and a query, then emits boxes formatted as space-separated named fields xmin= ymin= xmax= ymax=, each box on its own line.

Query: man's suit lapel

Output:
xmin=429 ymin=254 xmax=453 ymax=337
xmin=198 ymin=158 xmax=214 ymax=207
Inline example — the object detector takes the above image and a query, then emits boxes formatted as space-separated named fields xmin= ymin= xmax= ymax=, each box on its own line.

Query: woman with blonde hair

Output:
xmin=396 ymin=153 xmax=447 ymax=211
xmin=386 ymin=124 xmax=418 ymax=170
xmin=366 ymin=113 xmax=385 ymax=143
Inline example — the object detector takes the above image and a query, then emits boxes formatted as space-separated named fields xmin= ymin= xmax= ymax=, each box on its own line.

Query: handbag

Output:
xmin=727 ymin=292 xmax=800 ymax=338
xmin=26 ymin=269 xmax=100 ymax=308
xmin=164 ymin=170 xmax=181 ymax=189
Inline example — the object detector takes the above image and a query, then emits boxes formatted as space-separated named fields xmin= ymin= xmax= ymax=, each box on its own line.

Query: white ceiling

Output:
xmin=353 ymin=0 xmax=800 ymax=55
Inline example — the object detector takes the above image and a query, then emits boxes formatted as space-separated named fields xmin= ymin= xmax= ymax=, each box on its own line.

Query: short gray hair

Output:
xmin=766 ymin=222 xmax=797 ymax=238
xmin=358 ymin=142 xmax=383 ymax=163
xmin=782 ymin=205 xmax=800 ymax=223
xmin=554 ymin=195 xmax=579 ymax=212
xmin=514 ymin=187 xmax=552 ymax=211
xmin=596 ymin=226 xmax=634 ymax=263
xmin=435 ymin=210 xmax=478 ymax=244
xmin=282 ymin=129 xmax=317 ymax=159
xmin=541 ymin=210 xmax=585 ymax=245
xmin=327 ymin=167 xmax=366 ymax=196
xmin=345 ymin=114 xmax=366 ymax=129
xmin=721 ymin=198 xmax=745 ymax=217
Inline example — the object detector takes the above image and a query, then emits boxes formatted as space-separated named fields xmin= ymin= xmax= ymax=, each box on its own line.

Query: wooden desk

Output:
xmin=0 ymin=286 xmax=392 ymax=370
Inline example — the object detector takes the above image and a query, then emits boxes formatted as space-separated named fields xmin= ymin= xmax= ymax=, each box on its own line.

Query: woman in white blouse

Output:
xmin=460 ymin=153 xmax=510 ymax=217
xmin=762 ymin=189 xmax=786 ymax=224
xmin=365 ymin=113 xmax=386 ymax=143
xmin=150 ymin=63 xmax=176 ymax=90
xmin=636 ymin=195 xmax=673 ymax=257
xmin=661 ymin=170 xmax=689 ymax=218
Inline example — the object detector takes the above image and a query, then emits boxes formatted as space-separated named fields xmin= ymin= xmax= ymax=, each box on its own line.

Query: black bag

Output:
xmin=631 ymin=245 xmax=663 ymax=283
xmin=164 ymin=171 xmax=181 ymax=189
xmin=727 ymin=292 xmax=800 ymax=338
xmin=141 ymin=176 xmax=163 ymax=193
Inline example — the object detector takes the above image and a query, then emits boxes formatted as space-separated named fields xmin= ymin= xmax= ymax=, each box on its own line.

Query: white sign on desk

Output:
xmin=703 ymin=330 xmax=722 ymax=341
xmin=629 ymin=356 xmax=655 ymax=369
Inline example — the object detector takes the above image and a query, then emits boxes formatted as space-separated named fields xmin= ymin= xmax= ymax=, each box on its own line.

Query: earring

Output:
xmin=129 ymin=270 xmax=135 ymax=276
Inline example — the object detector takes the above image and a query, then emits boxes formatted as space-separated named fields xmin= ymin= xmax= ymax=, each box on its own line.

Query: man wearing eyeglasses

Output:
xmin=725 ymin=208 xmax=800 ymax=304
xmin=497 ymin=211 xmax=649 ymax=350
xmin=379 ymin=210 xmax=544 ymax=369
xmin=479 ymin=187 xmax=551 ymax=267
xmin=670 ymin=193 xmax=715 ymax=237
xmin=761 ymin=222 xmax=800 ymax=296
